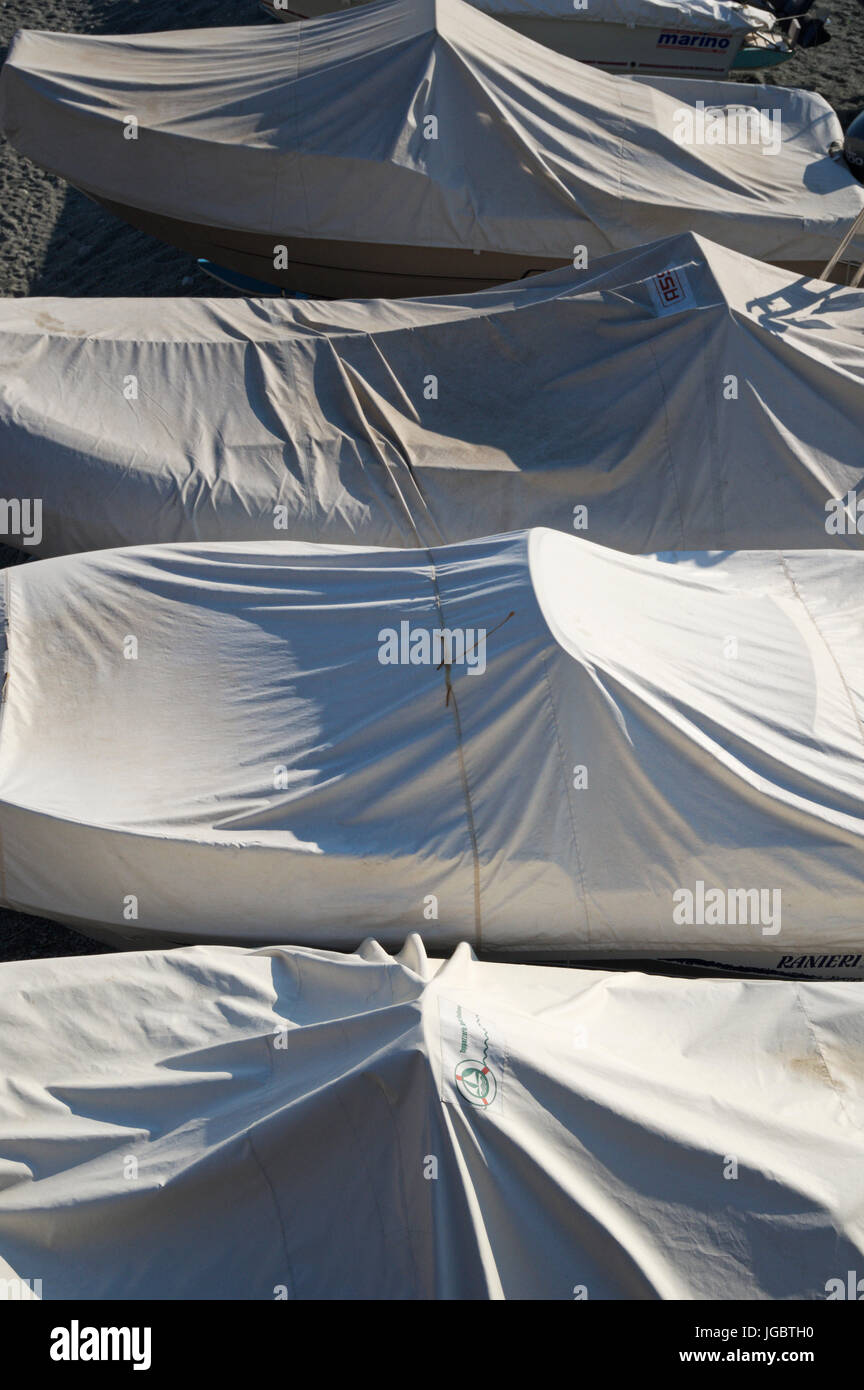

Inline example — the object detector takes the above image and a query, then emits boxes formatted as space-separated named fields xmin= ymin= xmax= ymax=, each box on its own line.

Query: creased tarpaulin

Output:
xmin=1 ymin=528 xmax=864 ymax=971
xmin=3 ymin=233 xmax=864 ymax=559
xmin=0 ymin=0 xmax=860 ymax=264
xmin=0 ymin=935 xmax=862 ymax=1300
xmin=471 ymin=0 xmax=773 ymax=26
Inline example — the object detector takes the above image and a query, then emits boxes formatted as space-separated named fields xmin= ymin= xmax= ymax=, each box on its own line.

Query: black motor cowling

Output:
xmin=777 ymin=10 xmax=832 ymax=45
xmin=844 ymin=111 xmax=864 ymax=184
xmin=794 ymin=14 xmax=832 ymax=45
xmin=769 ymin=0 xmax=816 ymax=15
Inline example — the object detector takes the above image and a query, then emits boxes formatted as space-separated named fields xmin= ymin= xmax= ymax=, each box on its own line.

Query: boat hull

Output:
xmin=90 ymin=191 xmax=571 ymax=296
xmin=482 ymin=15 xmax=749 ymax=77
xmin=7 ymin=902 xmax=863 ymax=980
xmin=88 ymin=189 xmax=860 ymax=295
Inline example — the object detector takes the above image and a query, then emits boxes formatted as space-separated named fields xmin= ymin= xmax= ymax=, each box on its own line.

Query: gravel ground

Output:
xmin=0 ymin=0 xmax=862 ymax=959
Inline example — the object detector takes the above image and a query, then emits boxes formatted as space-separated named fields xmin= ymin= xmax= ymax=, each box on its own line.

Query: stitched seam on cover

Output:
xmin=245 ymin=1127 xmax=298 ymax=1299
xmin=642 ymin=331 xmax=688 ymax=550
xmin=431 ymin=561 xmax=484 ymax=949
xmin=778 ymin=553 xmax=864 ymax=752
xmin=793 ymin=986 xmax=855 ymax=1129
xmin=539 ymin=648 xmax=592 ymax=945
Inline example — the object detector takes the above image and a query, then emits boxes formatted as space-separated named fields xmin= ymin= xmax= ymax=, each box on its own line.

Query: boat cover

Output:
xmin=1 ymin=528 xmax=863 ymax=971
xmin=3 ymin=233 xmax=864 ymax=559
xmin=0 ymin=935 xmax=862 ymax=1299
xmin=0 ymin=0 xmax=860 ymax=264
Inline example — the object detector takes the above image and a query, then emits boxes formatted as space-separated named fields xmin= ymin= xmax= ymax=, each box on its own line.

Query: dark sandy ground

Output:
xmin=0 ymin=0 xmax=862 ymax=959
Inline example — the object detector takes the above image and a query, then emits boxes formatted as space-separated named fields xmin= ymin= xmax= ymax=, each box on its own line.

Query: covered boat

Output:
xmin=262 ymin=0 xmax=819 ymax=80
xmin=463 ymin=0 xmax=830 ymax=72
xmin=0 ymin=0 xmax=860 ymax=296
xmin=0 ymin=935 xmax=862 ymax=1299
xmin=1 ymin=528 xmax=863 ymax=977
xmin=3 ymin=233 xmax=864 ymax=560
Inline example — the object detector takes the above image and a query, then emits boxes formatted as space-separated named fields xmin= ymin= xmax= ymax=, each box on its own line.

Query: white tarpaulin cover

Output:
xmin=0 ymin=0 xmax=860 ymax=265
xmin=3 ymin=233 xmax=864 ymax=559
xmin=0 ymin=935 xmax=862 ymax=1299
xmin=1 ymin=528 xmax=864 ymax=973
xmin=471 ymin=0 xmax=771 ymax=28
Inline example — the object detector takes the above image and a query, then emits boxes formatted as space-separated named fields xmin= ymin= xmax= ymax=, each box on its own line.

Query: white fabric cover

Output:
xmin=3 ymin=233 xmax=864 ymax=560
xmin=1 ymin=528 xmax=864 ymax=971
xmin=0 ymin=0 xmax=860 ymax=264
xmin=472 ymin=0 xmax=771 ymax=27
xmin=0 ymin=935 xmax=862 ymax=1300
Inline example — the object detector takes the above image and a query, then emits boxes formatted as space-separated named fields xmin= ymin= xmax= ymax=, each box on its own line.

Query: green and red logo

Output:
xmin=454 ymin=1059 xmax=497 ymax=1106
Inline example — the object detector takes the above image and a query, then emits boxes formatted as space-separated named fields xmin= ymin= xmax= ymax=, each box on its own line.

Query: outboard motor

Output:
xmin=776 ymin=9 xmax=831 ymax=47
xmin=768 ymin=0 xmax=815 ymax=16
xmin=794 ymin=14 xmax=832 ymax=45
xmin=844 ymin=111 xmax=864 ymax=185
xmin=767 ymin=0 xmax=832 ymax=48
